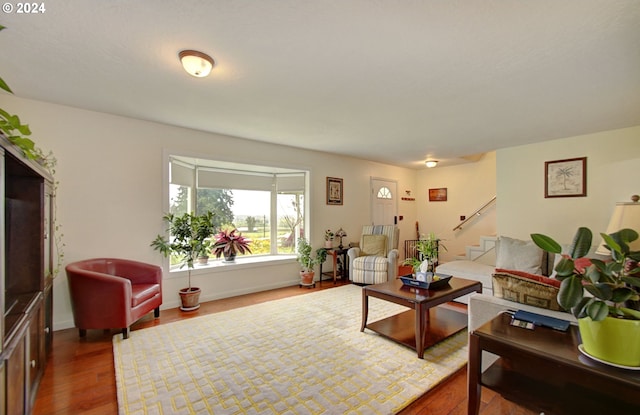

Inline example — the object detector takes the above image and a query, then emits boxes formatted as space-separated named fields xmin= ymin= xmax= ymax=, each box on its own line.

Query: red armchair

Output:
xmin=66 ymin=258 xmax=163 ymax=339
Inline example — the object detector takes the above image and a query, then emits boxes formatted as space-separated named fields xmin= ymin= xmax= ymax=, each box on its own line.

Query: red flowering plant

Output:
xmin=212 ymin=228 xmax=252 ymax=260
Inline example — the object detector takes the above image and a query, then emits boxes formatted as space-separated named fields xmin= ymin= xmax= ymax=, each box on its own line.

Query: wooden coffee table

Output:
xmin=360 ymin=277 xmax=482 ymax=358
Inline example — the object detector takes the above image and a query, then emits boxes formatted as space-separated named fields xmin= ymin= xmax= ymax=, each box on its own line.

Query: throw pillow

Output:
xmin=495 ymin=236 xmax=544 ymax=275
xmin=361 ymin=234 xmax=387 ymax=256
xmin=492 ymin=270 xmax=562 ymax=311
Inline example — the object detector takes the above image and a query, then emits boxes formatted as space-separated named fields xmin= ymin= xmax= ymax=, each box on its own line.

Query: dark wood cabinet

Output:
xmin=0 ymin=137 xmax=54 ymax=415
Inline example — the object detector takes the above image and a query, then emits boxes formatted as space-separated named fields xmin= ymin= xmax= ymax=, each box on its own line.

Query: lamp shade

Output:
xmin=596 ymin=200 xmax=640 ymax=254
xmin=179 ymin=50 xmax=214 ymax=77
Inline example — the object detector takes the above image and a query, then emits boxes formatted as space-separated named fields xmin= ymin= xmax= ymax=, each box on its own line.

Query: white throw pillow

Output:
xmin=495 ymin=236 xmax=543 ymax=275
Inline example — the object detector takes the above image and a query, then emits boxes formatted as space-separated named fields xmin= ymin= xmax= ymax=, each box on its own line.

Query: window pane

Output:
xmin=277 ymin=193 xmax=304 ymax=254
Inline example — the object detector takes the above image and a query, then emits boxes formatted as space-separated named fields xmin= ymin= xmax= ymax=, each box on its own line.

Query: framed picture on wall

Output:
xmin=326 ymin=177 xmax=343 ymax=205
xmin=545 ymin=157 xmax=587 ymax=198
xmin=428 ymin=188 xmax=447 ymax=202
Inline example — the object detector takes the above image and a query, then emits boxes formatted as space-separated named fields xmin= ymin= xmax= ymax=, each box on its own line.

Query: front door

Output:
xmin=370 ymin=178 xmax=398 ymax=225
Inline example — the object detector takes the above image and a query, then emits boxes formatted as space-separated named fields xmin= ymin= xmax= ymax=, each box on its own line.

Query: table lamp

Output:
xmin=336 ymin=228 xmax=347 ymax=249
xmin=596 ymin=194 xmax=640 ymax=255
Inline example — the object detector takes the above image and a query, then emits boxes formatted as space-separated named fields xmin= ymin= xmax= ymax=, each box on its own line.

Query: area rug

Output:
xmin=113 ymin=284 xmax=468 ymax=415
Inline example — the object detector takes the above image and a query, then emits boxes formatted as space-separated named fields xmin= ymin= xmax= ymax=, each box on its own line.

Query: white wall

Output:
xmin=496 ymin=126 xmax=640 ymax=244
xmin=5 ymin=94 xmax=638 ymax=331
xmin=416 ymin=152 xmax=497 ymax=262
xmin=3 ymin=95 xmax=417 ymax=330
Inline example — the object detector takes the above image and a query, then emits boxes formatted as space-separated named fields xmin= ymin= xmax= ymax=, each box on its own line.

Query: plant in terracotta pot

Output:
xmin=531 ymin=227 xmax=640 ymax=366
xmin=212 ymin=228 xmax=252 ymax=262
xmin=151 ymin=211 xmax=215 ymax=311
xmin=296 ymin=237 xmax=326 ymax=286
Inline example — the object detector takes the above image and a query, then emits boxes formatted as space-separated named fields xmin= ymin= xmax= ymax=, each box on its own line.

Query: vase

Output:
xmin=224 ymin=253 xmax=236 ymax=262
xmin=578 ymin=316 xmax=640 ymax=367
xmin=324 ymin=241 xmax=333 ymax=249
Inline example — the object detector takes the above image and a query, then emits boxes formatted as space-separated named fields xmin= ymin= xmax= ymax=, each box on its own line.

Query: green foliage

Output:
xmin=196 ymin=188 xmax=235 ymax=229
xmin=531 ymin=227 xmax=640 ymax=321
xmin=296 ymin=237 xmax=325 ymax=272
xmin=151 ymin=211 xmax=216 ymax=289
xmin=212 ymin=228 xmax=252 ymax=258
xmin=403 ymin=232 xmax=447 ymax=273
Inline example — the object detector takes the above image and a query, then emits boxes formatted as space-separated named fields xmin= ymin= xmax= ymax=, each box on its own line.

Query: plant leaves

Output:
xmin=554 ymin=257 xmax=575 ymax=278
xmin=586 ymin=300 xmax=609 ymax=322
xmin=569 ymin=227 xmax=592 ymax=259
xmin=610 ymin=287 xmax=634 ymax=303
xmin=530 ymin=233 xmax=562 ymax=253
xmin=584 ymin=283 xmax=611 ymax=300
xmin=557 ymin=275 xmax=584 ymax=310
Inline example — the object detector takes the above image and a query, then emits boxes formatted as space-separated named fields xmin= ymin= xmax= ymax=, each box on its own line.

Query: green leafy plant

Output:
xmin=151 ymin=211 xmax=215 ymax=290
xmin=212 ymin=228 xmax=252 ymax=259
xmin=296 ymin=237 xmax=326 ymax=272
xmin=403 ymin=232 xmax=447 ymax=272
xmin=531 ymin=227 xmax=640 ymax=321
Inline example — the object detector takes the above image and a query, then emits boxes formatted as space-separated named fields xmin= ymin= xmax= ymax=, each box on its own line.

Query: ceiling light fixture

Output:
xmin=179 ymin=50 xmax=214 ymax=78
xmin=425 ymin=160 xmax=438 ymax=168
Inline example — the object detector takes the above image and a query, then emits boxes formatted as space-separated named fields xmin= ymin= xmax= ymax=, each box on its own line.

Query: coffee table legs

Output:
xmin=360 ymin=290 xmax=369 ymax=332
xmin=416 ymin=303 xmax=426 ymax=359
xmin=467 ymin=332 xmax=482 ymax=415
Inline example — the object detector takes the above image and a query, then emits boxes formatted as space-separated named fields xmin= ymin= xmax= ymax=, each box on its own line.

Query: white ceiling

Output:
xmin=1 ymin=1 xmax=639 ymax=168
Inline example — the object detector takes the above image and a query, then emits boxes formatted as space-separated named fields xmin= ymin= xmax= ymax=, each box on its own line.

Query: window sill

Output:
xmin=166 ymin=255 xmax=297 ymax=278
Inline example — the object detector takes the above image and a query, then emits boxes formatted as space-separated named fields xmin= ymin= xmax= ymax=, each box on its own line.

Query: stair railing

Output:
xmin=453 ymin=196 xmax=496 ymax=231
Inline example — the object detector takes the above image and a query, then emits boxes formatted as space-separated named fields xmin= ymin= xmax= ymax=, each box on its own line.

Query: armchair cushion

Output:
xmin=361 ymin=234 xmax=387 ymax=256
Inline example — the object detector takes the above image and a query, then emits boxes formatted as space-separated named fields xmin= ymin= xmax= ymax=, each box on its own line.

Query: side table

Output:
xmin=319 ymin=248 xmax=348 ymax=284
xmin=468 ymin=313 xmax=640 ymax=415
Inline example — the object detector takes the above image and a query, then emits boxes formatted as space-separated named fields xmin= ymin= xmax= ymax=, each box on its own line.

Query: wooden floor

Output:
xmin=33 ymin=280 xmax=536 ymax=415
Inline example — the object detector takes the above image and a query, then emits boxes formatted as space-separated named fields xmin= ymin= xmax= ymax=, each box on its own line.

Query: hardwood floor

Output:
xmin=33 ymin=280 xmax=535 ymax=415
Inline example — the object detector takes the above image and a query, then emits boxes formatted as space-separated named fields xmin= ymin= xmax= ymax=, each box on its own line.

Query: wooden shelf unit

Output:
xmin=1 ymin=137 xmax=54 ymax=415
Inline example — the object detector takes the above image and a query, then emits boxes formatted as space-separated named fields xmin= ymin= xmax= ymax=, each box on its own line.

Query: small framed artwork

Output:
xmin=545 ymin=157 xmax=587 ymax=198
xmin=326 ymin=177 xmax=343 ymax=205
xmin=429 ymin=188 xmax=447 ymax=202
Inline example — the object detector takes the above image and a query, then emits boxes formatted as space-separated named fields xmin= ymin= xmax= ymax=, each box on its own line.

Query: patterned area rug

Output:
xmin=114 ymin=285 xmax=468 ymax=414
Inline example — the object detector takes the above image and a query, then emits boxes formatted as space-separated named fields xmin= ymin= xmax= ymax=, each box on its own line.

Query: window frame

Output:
xmin=162 ymin=150 xmax=310 ymax=274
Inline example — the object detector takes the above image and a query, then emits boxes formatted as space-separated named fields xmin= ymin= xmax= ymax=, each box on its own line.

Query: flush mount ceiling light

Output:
xmin=425 ymin=160 xmax=438 ymax=168
xmin=179 ymin=50 xmax=214 ymax=77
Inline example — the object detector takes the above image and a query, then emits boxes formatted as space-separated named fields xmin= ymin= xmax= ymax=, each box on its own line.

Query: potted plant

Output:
xmin=151 ymin=211 xmax=215 ymax=311
xmin=212 ymin=228 xmax=252 ymax=262
xmin=324 ymin=229 xmax=334 ymax=249
xmin=297 ymin=237 xmax=326 ymax=286
xmin=403 ymin=232 xmax=447 ymax=273
xmin=531 ymin=227 xmax=640 ymax=367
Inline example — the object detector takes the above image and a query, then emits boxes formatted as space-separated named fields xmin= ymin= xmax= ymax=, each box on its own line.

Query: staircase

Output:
xmin=455 ymin=235 xmax=497 ymax=264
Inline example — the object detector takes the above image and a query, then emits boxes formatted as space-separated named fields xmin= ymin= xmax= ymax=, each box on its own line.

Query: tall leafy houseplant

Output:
xmin=151 ymin=211 xmax=215 ymax=311
xmin=531 ymin=227 xmax=640 ymax=366
xmin=296 ymin=237 xmax=326 ymax=285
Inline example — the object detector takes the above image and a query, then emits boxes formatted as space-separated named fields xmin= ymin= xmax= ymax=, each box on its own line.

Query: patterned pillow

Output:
xmin=361 ymin=234 xmax=387 ymax=256
xmin=492 ymin=270 xmax=562 ymax=311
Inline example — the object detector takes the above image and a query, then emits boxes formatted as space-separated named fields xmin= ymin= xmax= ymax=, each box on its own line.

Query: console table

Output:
xmin=468 ymin=313 xmax=640 ymax=415
xmin=319 ymin=247 xmax=348 ymax=284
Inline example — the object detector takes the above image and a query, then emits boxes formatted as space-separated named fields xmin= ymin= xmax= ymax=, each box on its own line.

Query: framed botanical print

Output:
xmin=326 ymin=177 xmax=343 ymax=205
xmin=545 ymin=157 xmax=587 ymax=198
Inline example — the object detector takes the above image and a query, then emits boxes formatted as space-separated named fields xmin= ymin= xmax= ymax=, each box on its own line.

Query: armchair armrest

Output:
xmin=347 ymin=247 xmax=361 ymax=280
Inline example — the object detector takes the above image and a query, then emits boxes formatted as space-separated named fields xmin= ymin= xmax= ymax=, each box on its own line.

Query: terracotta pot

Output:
xmin=179 ymin=287 xmax=201 ymax=311
xmin=300 ymin=271 xmax=315 ymax=285
xmin=324 ymin=241 xmax=333 ymax=249
xmin=579 ymin=316 xmax=640 ymax=367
